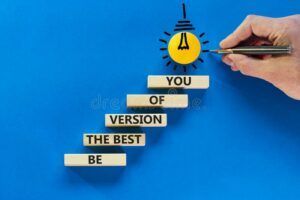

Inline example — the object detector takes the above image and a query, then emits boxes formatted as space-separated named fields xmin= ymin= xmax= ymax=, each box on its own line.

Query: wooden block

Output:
xmin=83 ymin=133 xmax=146 ymax=146
xmin=127 ymin=94 xmax=188 ymax=108
xmin=105 ymin=114 xmax=167 ymax=127
xmin=64 ymin=154 xmax=126 ymax=167
xmin=147 ymin=75 xmax=209 ymax=89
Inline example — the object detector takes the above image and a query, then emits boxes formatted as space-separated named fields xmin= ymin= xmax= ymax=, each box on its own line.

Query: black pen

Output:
xmin=210 ymin=46 xmax=292 ymax=55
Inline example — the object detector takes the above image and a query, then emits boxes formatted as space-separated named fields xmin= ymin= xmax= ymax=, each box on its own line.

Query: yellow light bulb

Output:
xmin=168 ymin=32 xmax=201 ymax=65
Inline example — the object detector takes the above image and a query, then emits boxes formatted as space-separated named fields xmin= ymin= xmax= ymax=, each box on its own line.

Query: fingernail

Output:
xmin=231 ymin=66 xmax=238 ymax=71
xmin=219 ymin=39 xmax=225 ymax=47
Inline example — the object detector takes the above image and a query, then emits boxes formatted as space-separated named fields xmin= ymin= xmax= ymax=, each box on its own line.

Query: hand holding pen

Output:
xmin=216 ymin=14 xmax=300 ymax=100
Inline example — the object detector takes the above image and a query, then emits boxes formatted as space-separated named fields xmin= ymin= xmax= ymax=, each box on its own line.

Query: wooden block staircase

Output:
xmin=64 ymin=75 xmax=209 ymax=167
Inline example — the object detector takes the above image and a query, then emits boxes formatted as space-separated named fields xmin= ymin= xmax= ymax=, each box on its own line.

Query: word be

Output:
xmin=64 ymin=154 xmax=126 ymax=166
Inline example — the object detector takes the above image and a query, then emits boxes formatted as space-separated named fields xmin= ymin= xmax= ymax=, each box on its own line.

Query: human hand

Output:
xmin=220 ymin=15 xmax=300 ymax=100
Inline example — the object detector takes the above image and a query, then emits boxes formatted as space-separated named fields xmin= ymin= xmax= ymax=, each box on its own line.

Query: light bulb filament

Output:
xmin=178 ymin=32 xmax=189 ymax=50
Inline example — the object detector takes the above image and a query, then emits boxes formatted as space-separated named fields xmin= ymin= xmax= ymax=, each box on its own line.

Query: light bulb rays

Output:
xmin=159 ymin=32 xmax=171 ymax=65
xmin=159 ymin=31 xmax=209 ymax=72
xmin=200 ymin=33 xmax=210 ymax=54
xmin=199 ymin=32 xmax=205 ymax=38
xmin=164 ymin=31 xmax=171 ymax=36
xmin=159 ymin=39 xmax=167 ymax=44
xmin=159 ymin=32 xmax=176 ymax=68
xmin=158 ymin=4 xmax=209 ymax=72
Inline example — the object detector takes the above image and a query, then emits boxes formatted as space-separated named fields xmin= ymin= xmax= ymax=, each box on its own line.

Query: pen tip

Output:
xmin=209 ymin=50 xmax=218 ymax=53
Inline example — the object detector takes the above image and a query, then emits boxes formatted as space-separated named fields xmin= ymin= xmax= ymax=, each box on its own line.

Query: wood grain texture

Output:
xmin=105 ymin=114 xmax=167 ymax=127
xmin=127 ymin=94 xmax=188 ymax=108
xmin=147 ymin=75 xmax=209 ymax=89
xmin=64 ymin=154 xmax=126 ymax=167
xmin=83 ymin=133 xmax=145 ymax=146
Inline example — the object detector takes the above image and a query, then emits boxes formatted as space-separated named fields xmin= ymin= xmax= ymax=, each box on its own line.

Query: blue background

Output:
xmin=1 ymin=0 xmax=300 ymax=199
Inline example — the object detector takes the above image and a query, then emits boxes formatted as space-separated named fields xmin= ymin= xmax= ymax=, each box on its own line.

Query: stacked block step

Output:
xmin=127 ymin=94 xmax=188 ymax=108
xmin=64 ymin=75 xmax=209 ymax=166
xmin=64 ymin=154 xmax=126 ymax=167
xmin=148 ymin=75 xmax=209 ymax=89
xmin=105 ymin=114 xmax=167 ymax=127
xmin=83 ymin=133 xmax=146 ymax=146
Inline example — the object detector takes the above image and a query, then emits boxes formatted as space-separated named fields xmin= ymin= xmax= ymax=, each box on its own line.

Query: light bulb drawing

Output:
xmin=159 ymin=3 xmax=209 ymax=72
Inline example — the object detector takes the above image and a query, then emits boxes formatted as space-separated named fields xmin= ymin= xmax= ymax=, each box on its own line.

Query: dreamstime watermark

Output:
xmin=91 ymin=95 xmax=124 ymax=111
xmin=90 ymin=89 xmax=204 ymax=111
